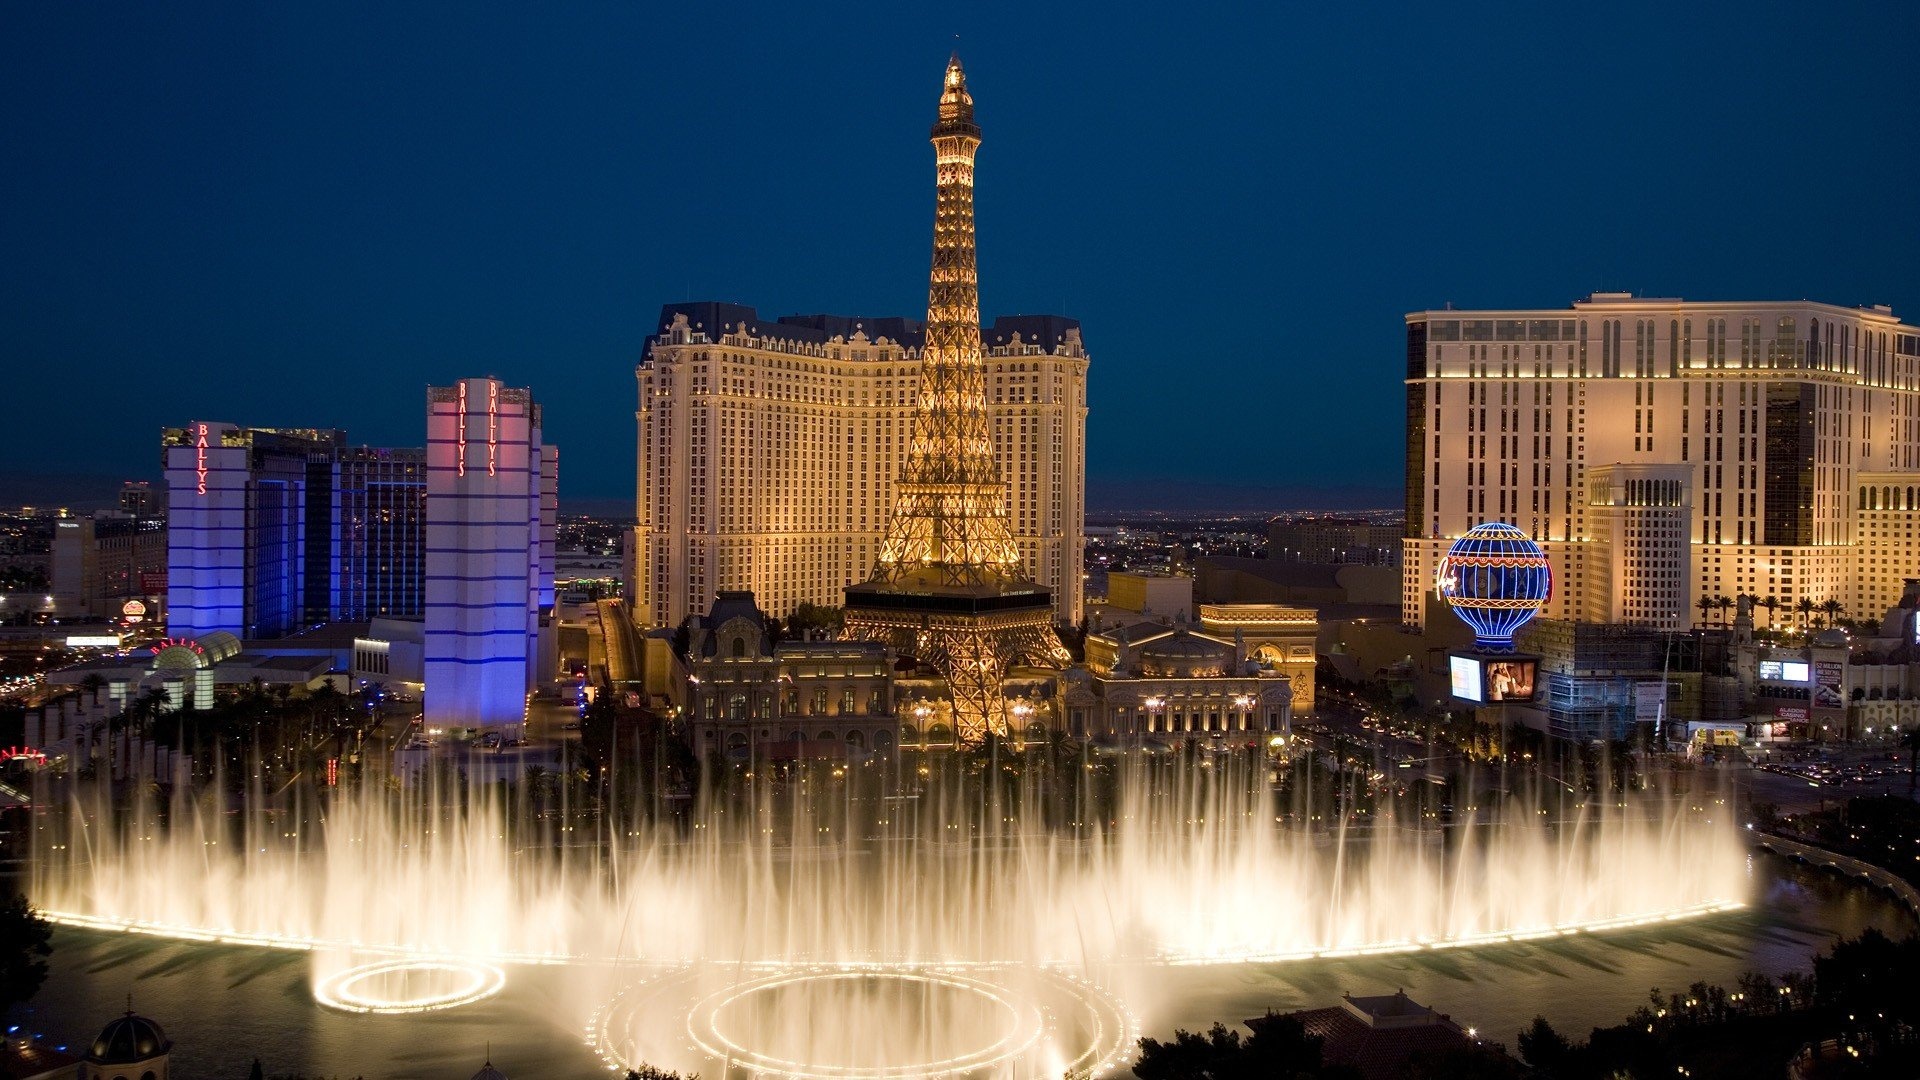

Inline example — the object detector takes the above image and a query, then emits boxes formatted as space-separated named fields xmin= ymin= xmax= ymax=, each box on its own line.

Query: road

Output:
xmin=596 ymin=598 xmax=642 ymax=689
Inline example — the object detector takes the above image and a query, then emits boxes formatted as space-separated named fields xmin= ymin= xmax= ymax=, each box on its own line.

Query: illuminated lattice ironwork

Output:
xmin=845 ymin=56 xmax=1069 ymax=742
xmin=1434 ymin=522 xmax=1553 ymax=649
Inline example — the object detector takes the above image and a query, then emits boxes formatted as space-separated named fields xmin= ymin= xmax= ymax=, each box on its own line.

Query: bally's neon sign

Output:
xmin=149 ymin=637 xmax=206 ymax=658
xmin=195 ymin=423 xmax=209 ymax=495
xmin=456 ymin=382 xmax=468 ymax=477
xmin=487 ymin=381 xmax=499 ymax=477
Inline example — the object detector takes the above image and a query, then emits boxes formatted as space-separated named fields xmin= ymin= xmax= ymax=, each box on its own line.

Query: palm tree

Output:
xmin=1761 ymin=595 xmax=1781 ymax=630
xmin=1714 ymin=595 xmax=1734 ymax=627
xmin=1820 ymin=598 xmax=1844 ymax=629
xmin=1796 ymin=596 xmax=1816 ymax=631
xmin=128 ymin=687 xmax=170 ymax=766
xmin=1696 ymin=595 xmax=1714 ymax=628
xmin=79 ymin=672 xmax=107 ymax=707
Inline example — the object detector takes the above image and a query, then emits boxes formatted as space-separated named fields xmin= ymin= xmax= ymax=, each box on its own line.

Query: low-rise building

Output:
xmin=683 ymin=592 xmax=899 ymax=759
xmin=1069 ymin=619 xmax=1291 ymax=744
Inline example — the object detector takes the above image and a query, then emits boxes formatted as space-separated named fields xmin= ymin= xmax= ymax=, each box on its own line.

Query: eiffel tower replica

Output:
xmin=843 ymin=55 xmax=1070 ymax=743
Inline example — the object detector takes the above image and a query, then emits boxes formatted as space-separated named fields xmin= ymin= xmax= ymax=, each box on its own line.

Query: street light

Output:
xmin=1143 ymin=695 xmax=1166 ymax=735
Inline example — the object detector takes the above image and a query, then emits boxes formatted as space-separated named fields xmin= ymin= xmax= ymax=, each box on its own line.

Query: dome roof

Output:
xmin=1139 ymin=632 xmax=1226 ymax=661
xmin=472 ymin=1062 xmax=509 ymax=1080
xmin=89 ymin=1014 xmax=170 ymax=1064
xmin=1136 ymin=630 xmax=1230 ymax=677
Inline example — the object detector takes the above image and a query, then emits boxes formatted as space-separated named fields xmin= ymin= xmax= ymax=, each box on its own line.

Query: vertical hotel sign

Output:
xmin=195 ymin=423 xmax=209 ymax=495
xmin=487 ymin=381 xmax=499 ymax=477
xmin=456 ymin=382 xmax=468 ymax=476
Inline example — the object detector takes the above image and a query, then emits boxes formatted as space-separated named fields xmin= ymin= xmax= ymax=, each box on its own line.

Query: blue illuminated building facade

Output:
xmin=423 ymin=378 xmax=558 ymax=730
xmin=163 ymin=423 xmax=428 ymax=640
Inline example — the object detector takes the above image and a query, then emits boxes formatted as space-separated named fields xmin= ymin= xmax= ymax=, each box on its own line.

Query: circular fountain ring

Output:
xmin=694 ymin=970 xmax=1032 ymax=1079
xmin=594 ymin=965 xmax=1138 ymax=1079
xmin=313 ymin=958 xmax=506 ymax=1014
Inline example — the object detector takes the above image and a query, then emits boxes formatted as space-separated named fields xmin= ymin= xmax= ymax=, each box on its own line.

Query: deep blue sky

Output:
xmin=5 ymin=2 xmax=1917 ymax=504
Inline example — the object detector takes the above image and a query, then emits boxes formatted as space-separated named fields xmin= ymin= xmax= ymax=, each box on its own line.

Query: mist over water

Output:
xmin=30 ymin=754 xmax=1750 ymax=1076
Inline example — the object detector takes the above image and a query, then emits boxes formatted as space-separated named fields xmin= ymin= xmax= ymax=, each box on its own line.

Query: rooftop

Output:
xmin=647 ymin=302 xmax=1084 ymax=358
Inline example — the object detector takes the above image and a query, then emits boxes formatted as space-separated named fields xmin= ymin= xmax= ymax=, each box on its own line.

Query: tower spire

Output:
xmin=843 ymin=56 xmax=1069 ymax=744
xmin=871 ymin=52 xmax=1015 ymax=584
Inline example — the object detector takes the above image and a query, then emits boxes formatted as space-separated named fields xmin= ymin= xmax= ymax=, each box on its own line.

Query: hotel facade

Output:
xmin=1403 ymin=293 xmax=1920 ymax=632
xmin=424 ymin=378 xmax=558 ymax=729
xmin=632 ymin=302 xmax=1088 ymax=631
xmin=163 ymin=424 xmax=427 ymax=640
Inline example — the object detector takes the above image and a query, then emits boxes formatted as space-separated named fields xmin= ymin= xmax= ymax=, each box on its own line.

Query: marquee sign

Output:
xmin=149 ymin=637 xmax=208 ymax=671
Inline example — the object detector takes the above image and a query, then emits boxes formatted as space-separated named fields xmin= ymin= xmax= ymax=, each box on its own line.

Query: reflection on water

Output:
xmin=19 ymin=854 xmax=1910 ymax=1078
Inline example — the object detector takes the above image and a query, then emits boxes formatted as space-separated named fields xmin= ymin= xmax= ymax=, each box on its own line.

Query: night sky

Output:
xmin=5 ymin=2 xmax=1916 ymax=506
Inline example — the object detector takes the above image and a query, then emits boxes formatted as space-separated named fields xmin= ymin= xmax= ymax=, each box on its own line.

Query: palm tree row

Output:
xmin=1694 ymin=593 xmax=1845 ymax=631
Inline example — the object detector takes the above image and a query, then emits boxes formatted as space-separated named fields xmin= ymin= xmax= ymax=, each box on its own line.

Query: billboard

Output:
xmin=1814 ymin=661 xmax=1844 ymax=710
xmin=1449 ymin=655 xmax=1482 ymax=701
xmin=1634 ymin=682 xmax=1666 ymax=724
xmin=1450 ymin=654 xmax=1538 ymax=704
xmin=1758 ymin=659 xmax=1811 ymax=683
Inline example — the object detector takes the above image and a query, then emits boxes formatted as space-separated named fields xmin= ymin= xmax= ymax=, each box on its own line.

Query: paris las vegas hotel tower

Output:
xmin=631 ymin=69 xmax=1088 ymax=633
xmin=1404 ymin=294 xmax=1920 ymax=631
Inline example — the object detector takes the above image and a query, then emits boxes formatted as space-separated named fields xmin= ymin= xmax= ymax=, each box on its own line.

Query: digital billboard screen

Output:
xmin=1449 ymin=655 xmax=1539 ymax=704
xmin=1758 ymin=659 xmax=1811 ymax=683
xmin=1449 ymin=655 xmax=1482 ymax=701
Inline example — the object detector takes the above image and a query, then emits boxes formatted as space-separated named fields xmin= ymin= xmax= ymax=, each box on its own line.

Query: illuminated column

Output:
xmin=425 ymin=378 xmax=540 ymax=729
xmin=164 ymin=421 xmax=247 ymax=638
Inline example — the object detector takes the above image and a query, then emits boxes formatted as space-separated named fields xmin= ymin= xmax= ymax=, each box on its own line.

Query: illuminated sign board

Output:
xmin=487 ymin=381 xmax=500 ymax=477
xmin=1449 ymin=655 xmax=1482 ymax=701
xmin=1758 ymin=660 xmax=1810 ymax=683
xmin=457 ymin=381 xmax=468 ymax=476
xmin=1814 ymin=661 xmax=1844 ymax=710
xmin=1450 ymin=654 xmax=1539 ymax=704
xmin=149 ymin=637 xmax=206 ymax=658
xmin=66 ymin=634 xmax=122 ymax=649
xmin=195 ymin=422 xmax=209 ymax=495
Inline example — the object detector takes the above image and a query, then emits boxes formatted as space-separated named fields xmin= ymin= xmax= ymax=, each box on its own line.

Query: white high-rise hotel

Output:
xmin=633 ymin=303 xmax=1088 ymax=630
xmin=424 ymin=377 xmax=558 ymax=729
xmin=1404 ymin=293 xmax=1920 ymax=632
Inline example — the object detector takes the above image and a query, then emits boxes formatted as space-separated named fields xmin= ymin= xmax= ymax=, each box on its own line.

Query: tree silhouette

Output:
xmin=0 ymin=890 xmax=52 ymax=1012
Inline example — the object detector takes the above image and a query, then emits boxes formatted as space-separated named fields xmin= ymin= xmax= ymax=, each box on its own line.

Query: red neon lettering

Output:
xmin=456 ymin=383 xmax=468 ymax=477
xmin=487 ymin=383 xmax=499 ymax=477
xmin=195 ymin=423 xmax=209 ymax=495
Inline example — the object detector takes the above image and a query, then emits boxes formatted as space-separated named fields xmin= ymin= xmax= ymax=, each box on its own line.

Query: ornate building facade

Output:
xmin=683 ymin=591 xmax=899 ymax=758
xmin=634 ymin=307 xmax=1088 ymax=634
xmin=1403 ymin=294 xmax=1920 ymax=631
xmin=1069 ymin=621 xmax=1294 ymax=744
